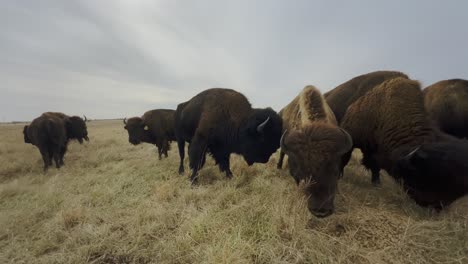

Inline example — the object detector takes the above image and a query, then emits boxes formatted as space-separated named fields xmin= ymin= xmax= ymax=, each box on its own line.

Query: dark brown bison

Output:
xmin=278 ymin=85 xmax=353 ymax=217
xmin=175 ymin=88 xmax=283 ymax=184
xmin=325 ymin=70 xmax=409 ymax=123
xmin=42 ymin=112 xmax=89 ymax=143
xmin=423 ymin=79 xmax=468 ymax=139
xmin=123 ymin=109 xmax=176 ymax=160
xmin=23 ymin=115 xmax=68 ymax=171
xmin=340 ymin=77 xmax=468 ymax=208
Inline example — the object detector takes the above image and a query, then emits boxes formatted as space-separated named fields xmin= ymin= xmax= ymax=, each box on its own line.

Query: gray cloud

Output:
xmin=1 ymin=0 xmax=467 ymax=121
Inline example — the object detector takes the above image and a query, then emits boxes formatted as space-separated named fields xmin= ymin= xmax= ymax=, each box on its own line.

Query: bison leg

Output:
xmin=59 ymin=145 xmax=67 ymax=166
xmin=52 ymin=145 xmax=62 ymax=169
xmin=158 ymin=146 xmax=163 ymax=160
xmin=339 ymin=150 xmax=353 ymax=178
xmin=277 ymin=150 xmax=285 ymax=169
xmin=212 ymin=149 xmax=232 ymax=179
xmin=39 ymin=146 xmax=51 ymax=172
xmin=177 ymin=139 xmax=185 ymax=174
xmin=188 ymin=134 xmax=208 ymax=185
xmin=361 ymin=153 xmax=381 ymax=186
xmin=162 ymin=139 xmax=169 ymax=158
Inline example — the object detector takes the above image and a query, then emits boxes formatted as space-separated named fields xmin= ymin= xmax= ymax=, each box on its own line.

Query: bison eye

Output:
xmin=124 ymin=126 xmax=128 ymax=130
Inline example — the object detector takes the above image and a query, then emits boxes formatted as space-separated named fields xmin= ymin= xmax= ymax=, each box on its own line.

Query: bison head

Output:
xmin=280 ymin=124 xmax=353 ymax=218
xmin=392 ymin=139 xmax=468 ymax=208
xmin=239 ymin=108 xmax=283 ymax=165
xmin=23 ymin=125 xmax=31 ymax=144
xmin=123 ymin=117 xmax=149 ymax=145
xmin=65 ymin=116 xmax=89 ymax=143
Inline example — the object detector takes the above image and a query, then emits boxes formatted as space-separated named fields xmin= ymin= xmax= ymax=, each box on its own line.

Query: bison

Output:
xmin=123 ymin=109 xmax=176 ymax=159
xmin=175 ymin=88 xmax=283 ymax=184
xmin=423 ymin=79 xmax=468 ymax=139
xmin=325 ymin=70 xmax=409 ymax=123
xmin=23 ymin=115 xmax=68 ymax=171
xmin=277 ymin=85 xmax=353 ymax=217
xmin=340 ymin=77 xmax=468 ymax=208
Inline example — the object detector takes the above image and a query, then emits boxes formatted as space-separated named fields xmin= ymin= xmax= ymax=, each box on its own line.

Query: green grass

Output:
xmin=0 ymin=120 xmax=467 ymax=263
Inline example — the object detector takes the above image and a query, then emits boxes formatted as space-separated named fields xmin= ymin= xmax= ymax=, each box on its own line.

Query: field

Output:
xmin=0 ymin=120 xmax=467 ymax=263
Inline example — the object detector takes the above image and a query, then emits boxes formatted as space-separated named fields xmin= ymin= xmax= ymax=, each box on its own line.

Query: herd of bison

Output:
xmin=22 ymin=70 xmax=468 ymax=218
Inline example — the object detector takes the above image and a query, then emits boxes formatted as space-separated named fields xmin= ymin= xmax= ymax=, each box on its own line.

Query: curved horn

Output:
xmin=123 ymin=117 xmax=127 ymax=125
xmin=338 ymin=128 xmax=353 ymax=154
xmin=257 ymin=116 xmax=270 ymax=133
xmin=83 ymin=115 xmax=88 ymax=122
xmin=280 ymin=129 xmax=288 ymax=151
xmin=404 ymin=146 xmax=421 ymax=159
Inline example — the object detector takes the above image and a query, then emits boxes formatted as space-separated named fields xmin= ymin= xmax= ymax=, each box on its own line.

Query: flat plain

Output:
xmin=0 ymin=120 xmax=466 ymax=263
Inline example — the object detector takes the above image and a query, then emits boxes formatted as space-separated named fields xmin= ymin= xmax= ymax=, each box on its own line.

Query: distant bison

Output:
xmin=278 ymin=85 xmax=353 ymax=217
xmin=325 ymin=70 xmax=409 ymax=123
xmin=123 ymin=109 xmax=176 ymax=159
xmin=340 ymin=77 xmax=468 ymax=208
xmin=42 ymin=112 xmax=89 ymax=143
xmin=423 ymin=79 xmax=468 ymax=139
xmin=175 ymin=88 xmax=283 ymax=184
xmin=23 ymin=115 xmax=68 ymax=171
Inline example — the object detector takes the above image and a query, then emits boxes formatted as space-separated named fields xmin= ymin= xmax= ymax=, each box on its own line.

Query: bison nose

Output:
xmin=310 ymin=208 xmax=334 ymax=218
xmin=84 ymin=135 xmax=89 ymax=141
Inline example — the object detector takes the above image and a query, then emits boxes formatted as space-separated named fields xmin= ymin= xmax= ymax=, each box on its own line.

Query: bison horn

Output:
xmin=404 ymin=146 xmax=421 ymax=159
xmin=84 ymin=115 xmax=88 ymax=122
xmin=257 ymin=116 xmax=270 ymax=133
xmin=280 ymin=129 xmax=288 ymax=151
xmin=123 ymin=117 xmax=127 ymax=125
xmin=338 ymin=128 xmax=353 ymax=154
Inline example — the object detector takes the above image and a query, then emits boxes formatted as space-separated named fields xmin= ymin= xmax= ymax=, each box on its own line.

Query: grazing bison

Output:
xmin=23 ymin=115 xmax=68 ymax=171
xmin=175 ymin=88 xmax=283 ymax=184
xmin=123 ymin=109 xmax=176 ymax=159
xmin=340 ymin=77 xmax=468 ymax=208
xmin=423 ymin=79 xmax=468 ymax=139
xmin=325 ymin=70 xmax=409 ymax=123
xmin=42 ymin=112 xmax=89 ymax=143
xmin=278 ymin=85 xmax=353 ymax=217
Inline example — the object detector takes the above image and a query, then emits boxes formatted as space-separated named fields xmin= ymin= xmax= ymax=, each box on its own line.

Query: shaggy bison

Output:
xmin=123 ymin=109 xmax=176 ymax=159
xmin=340 ymin=77 xmax=468 ymax=208
xmin=423 ymin=79 xmax=468 ymax=139
xmin=278 ymin=85 xmax=353 ymax=217
xmin=175 ymin=88 xmax=283 ymax=184
xmin=325 ymin=70 xmax=409 ymax=123
xmin=23 ymin=115 xmax=68 ymax=171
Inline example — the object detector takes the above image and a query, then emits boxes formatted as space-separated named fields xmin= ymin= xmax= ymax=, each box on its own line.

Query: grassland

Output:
xmin=0 ymin=120 xmax=466 ymax=263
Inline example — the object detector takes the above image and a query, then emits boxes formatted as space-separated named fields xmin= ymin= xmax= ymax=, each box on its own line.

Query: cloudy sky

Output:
xmin=1 ymin=0 xmax=467 ymax=121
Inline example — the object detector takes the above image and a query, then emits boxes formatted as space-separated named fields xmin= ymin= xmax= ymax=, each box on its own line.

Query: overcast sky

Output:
xmin=1 ymin=0 xmax=467 ymax=121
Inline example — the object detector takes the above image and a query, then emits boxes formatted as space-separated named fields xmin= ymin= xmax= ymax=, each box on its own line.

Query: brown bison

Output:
xmin=325 ymin=70 xmax=409 ymax=123
xmin=423 ymin=79 xmax=468 ymax=139
xmin=340 ymin=77 xmax=468 ymax=208
xmin=175 ymin=88 xmax=283 ymax=184
xmin=278 ymin=85 xmax=353 ymax=217
xmin=123 ymin=109 xmax=176 ymax=159
xmin=23 ymin=115 xmax=68 ymax=171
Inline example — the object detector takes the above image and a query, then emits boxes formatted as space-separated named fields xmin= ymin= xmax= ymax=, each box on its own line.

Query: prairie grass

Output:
xmin=0 ymin=120 xmax=466 ymax=263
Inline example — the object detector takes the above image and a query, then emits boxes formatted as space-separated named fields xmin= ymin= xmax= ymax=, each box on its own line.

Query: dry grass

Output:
xmin=0 ymin=120 xmax=466 ymax=264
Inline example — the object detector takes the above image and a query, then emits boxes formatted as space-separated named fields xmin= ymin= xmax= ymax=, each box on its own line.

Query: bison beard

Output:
xmin=175 ymin=88 xmax=282 ymax=185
